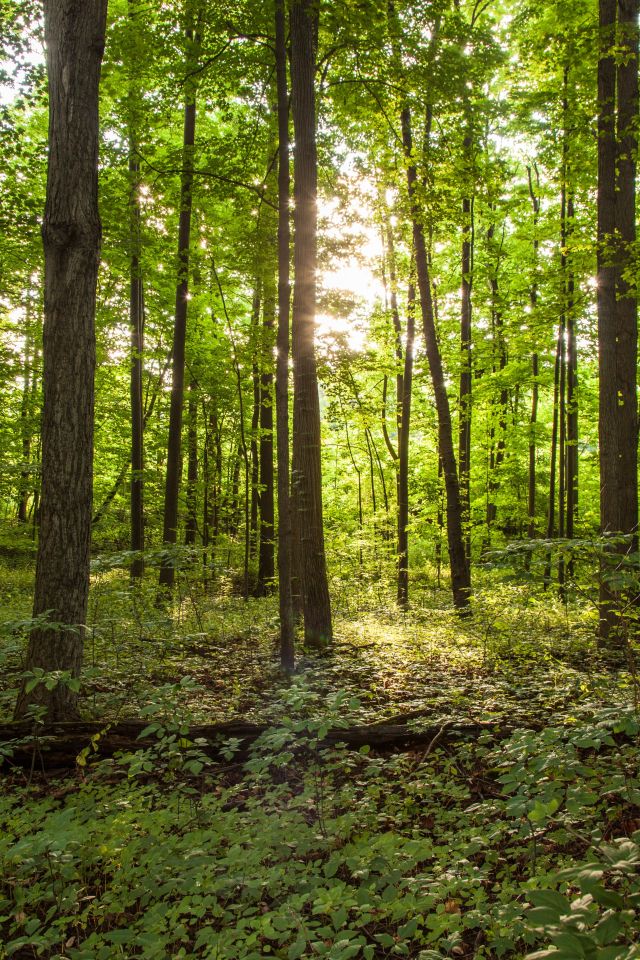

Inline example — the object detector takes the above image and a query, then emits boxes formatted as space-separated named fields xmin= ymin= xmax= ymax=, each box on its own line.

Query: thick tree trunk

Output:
xmin=597 ymin=0 xmax=639 ymax=638
xmin=159 ymin=12 xmax=199 ymax=591
xmin=14 ymin=0 xmax=108 ymax=722
xmin=275 ymin=0 xmax=294 ymax=670
xmin=290 ymin=0 xmax=332 ymax=647
xmin=401 ymin=107 xmax=471 ymax=612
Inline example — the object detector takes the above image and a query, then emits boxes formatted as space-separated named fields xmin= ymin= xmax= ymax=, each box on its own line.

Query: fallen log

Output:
xmin=0 ymin=716 xmax=510 ymax=772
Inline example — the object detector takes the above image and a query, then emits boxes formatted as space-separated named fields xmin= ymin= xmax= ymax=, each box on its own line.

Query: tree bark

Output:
xmin=159 ymin=9 xmax=199 ymax=591
xmin=544 ymin=321 xmax=564 ymax=587
xmin=275 ymin=0 xmax=294 ymax=670
xmin=526 ymin=165 xmax=540 ymax=546
xmin=397 ymin=282 xmax=415 ymax=608
xmin=17 ymin=296 xmax=35 ymax=524
xmin=185 ymin=377 xmax=198 ymax=546
xmin=14 ymin=0 xmax=108 ymax=722
xmin=290 ymin=0 xmax=332 ymax=647
xmin=258 ymin=272 xmax=276 ymax=592
xmin=566 ymin=192 xmax=578 ymax=557
xmin=459 ymin=189 xmax=473 ymax=555
xmin=250 ymin=284 xmax=262 ymax=558
xmin=597 ymin=0 xmax=639 ymax=638
xmin=129 ymin=147 xmax=145 ymax=579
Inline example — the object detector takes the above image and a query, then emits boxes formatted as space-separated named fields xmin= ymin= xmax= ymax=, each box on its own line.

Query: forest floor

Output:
xmin=0 ymin=535 xmax=639 ymax=959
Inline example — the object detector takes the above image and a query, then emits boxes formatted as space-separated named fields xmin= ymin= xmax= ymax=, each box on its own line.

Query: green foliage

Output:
xmin=1 ymin=559 xmax=640 ymax=958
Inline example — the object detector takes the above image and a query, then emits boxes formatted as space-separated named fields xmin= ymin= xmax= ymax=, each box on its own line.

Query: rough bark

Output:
xmin=290 ymin=0 xmax=332 ymax=647
xmin=597 ymin=0 xmax=639 ymax=637
xmin=14 ymin=0 xmax=108 ymax=722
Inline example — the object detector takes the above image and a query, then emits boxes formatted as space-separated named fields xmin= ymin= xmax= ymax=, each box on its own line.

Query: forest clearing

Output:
xmin=1 ymin=0 xmax=639 ymax=957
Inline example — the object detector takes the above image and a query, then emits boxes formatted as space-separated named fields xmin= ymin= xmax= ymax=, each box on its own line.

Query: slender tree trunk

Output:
xmin=258 ymin=272 xmax=276 ymax=592
xmin=17 ymin=298 xmax=34 ymax=524
xmin=597 ymin=0 xmax=639 ymax=639
xmin=159 ymin=10 xmax=199 ymax=590
xmin=401 ymin=106 xmax=471 ymax=612
xmin=275 ymin=0 xmax=294 ymax=670
xmin=202 ymin=407 xmax=211 ymax=584
xmin=558 ymin=291 xmax=567 ymax=597
xmin=526 ymin=165 xmax=540 ymax=546
xmin=15 ymin=0 xmax=108 ymax=722
xmin=129 ymin=144 xmax=145 ymax=579
xmin=544 ymin=321 xmax=564 ymax=587
xmin=459 ymin=186 xmax=473 ymax=556
xmin=486 ymin=220 xmax=507 ymax=536
xmin=566 ymin=192 xmax=578 ymax=565
xmin=185 ymin=377 xmax=198 ymax=546
xmin=343 ymin=412 xmax=364 ymax=569
xmin=290 ymin=0 xmax=332 ymax=647
xmin=385 ymin=218 xmax=404 ymax=449
xmin=250 ymin=282 xmax=262 ymax=557
xmin=397 ymin=281 xmax=415 ymax=608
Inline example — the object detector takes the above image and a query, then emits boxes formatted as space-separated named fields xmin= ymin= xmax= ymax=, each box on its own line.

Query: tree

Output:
xmin=597 ymin=0 xmax=639 ymax=639
xmin=14 ymin=0 xmax=108 ymax=721
xmin=275 ymin=0 xmax=294 ymax=669
xmin=290 ymin=0 xmax=333 ymax=647
xmin=159 ymin=4 xmax=201 ymax=591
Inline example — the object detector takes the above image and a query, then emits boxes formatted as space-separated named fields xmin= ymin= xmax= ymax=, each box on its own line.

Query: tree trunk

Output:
xmin=129 ymin=145 xmax=145 ymax=579
xmin=14 ymin=0 xmax=108 ymax=722
xmin=275 ymin=0 xmax=294 ymax=670
xmin=597 ymin=0 xmax=639 ymax=639
xmin=159 ymin=10 xmax=199 ymax=591
xmin=185 ymin=377 xmax=198 ymax=546
xmin=526 ymin=164 xmax=540 ymax=546
xmin=290 ymin=0 xmax=332 ymax=647
xmin=401 ymin=107 xmax=471 ymax=612
xmin=258 ymin=272 xmax=276 ymax=593
xmin=459 ymin=189 xmax=473 ymax=555
xmin=250 ymin=282 xmax=262 ymax=557
xmin=566 ymin=192 xmax=577 ymax=563
xmin=397 ymin=281 xmax=415 ymax=608
xmin=17 ymin=297 xmax=35 ymax=524
xmin=485 ymin=219 xmax=507 ymax=536
xmin=544 ymin=321 xmax=564 ymax=587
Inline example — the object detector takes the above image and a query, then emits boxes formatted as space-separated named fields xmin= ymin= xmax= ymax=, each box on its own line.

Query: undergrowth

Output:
xmin=1 ymin=546 xmax=639 ymax=959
